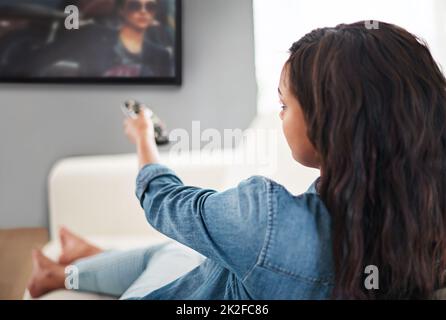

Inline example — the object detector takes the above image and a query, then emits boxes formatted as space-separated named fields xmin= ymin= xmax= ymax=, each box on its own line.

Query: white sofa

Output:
xmin=24 ymin=114 xmax=319 ymax=300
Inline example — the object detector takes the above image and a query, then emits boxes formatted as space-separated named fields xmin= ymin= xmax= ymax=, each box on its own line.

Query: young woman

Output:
xmin=28 ymin=21 xmax=446 ymax=299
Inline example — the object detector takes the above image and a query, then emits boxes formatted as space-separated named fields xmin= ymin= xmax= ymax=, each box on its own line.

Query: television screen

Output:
xmin=0 ymin=0 xmax=181 ymax=84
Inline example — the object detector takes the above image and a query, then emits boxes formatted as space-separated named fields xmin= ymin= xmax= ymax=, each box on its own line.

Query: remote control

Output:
xmin=122 ymin=99 xmax=170 ymax=146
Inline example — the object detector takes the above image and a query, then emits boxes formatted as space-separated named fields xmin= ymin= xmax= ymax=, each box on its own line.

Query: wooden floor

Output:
xmin=0 ymin=228 xmax=48 ymax=300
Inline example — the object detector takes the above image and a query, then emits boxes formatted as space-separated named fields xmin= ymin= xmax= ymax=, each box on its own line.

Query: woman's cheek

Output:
xmin=283 ymin=119 xmax=297 ymax=150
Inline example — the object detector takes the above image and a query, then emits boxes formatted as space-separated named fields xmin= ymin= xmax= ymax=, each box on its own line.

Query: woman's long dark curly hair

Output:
xmin=287 ymin=21 xmax=446 ymax=299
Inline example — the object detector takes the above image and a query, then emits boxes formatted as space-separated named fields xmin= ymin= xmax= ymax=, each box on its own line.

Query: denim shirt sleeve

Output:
xmin=136 ymin=163 xmax=269 ymax=279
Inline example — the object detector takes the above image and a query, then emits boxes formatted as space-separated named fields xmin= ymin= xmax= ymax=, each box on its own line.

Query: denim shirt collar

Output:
xmin=306 ymin=177 xmax=321 ymax=195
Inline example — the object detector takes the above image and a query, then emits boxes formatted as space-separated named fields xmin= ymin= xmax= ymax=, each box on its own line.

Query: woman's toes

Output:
xmin=58 ymin=227 xmax=83 ymax=264
xmin=59 ymin=226 xmax=77 ymax=248
xmin=28 ymin=250 xmax=64 ymax=298
xmin=59 ymin=227 xmax=68 ymax=247
xmin=58 ymin=228 xmax=102 ymax=265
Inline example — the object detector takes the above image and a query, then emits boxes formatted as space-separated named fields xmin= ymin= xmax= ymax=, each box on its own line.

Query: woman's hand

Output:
xmin=124 ymin=108 xmax=160 ymax=168
xmin=124 ymin=108 xmax=155 ymax=145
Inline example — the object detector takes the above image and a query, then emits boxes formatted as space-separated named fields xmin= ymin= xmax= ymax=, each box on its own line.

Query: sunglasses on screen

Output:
xmin=125 ymin=1 xmax=157 ymax=13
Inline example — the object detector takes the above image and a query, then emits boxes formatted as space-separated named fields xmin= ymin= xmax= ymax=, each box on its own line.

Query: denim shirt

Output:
xmin=135 ymin=164 xmax=334 ymax=300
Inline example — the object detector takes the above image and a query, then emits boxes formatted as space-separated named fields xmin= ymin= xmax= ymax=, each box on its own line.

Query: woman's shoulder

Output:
xmin=271 ymin=177 xmax=330 ymax=228
xmin=243 ymin=176 xmax=334 ymax=286
xmin=236 ymin=175 xmax=331 ymax=232
xmin=240 ymin=175 xmax=325 ymax=207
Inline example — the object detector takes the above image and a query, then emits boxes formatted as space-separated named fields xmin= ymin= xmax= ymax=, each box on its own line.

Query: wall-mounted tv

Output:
xmin=0 ymin=0 xmax=181 ymax=84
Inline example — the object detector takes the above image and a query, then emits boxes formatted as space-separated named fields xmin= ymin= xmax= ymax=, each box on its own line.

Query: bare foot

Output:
xmin=59 ymin=227 xmax=103 ymax=265
xmin=27 ymin=249 xmax=65 ymax=298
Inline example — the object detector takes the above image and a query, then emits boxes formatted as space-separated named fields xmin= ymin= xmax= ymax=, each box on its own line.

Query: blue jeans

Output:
xmin=73 ymin=240 xmax=206 ymax=299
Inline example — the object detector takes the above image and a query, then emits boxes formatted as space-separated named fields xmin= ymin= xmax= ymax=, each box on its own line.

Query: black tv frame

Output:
xmin=0 ymin=0 xmax=182 ymax=85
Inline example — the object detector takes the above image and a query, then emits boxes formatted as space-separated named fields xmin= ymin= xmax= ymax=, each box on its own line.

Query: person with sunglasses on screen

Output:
xmin=103 ymin=0 xmax=174 ymax=77
xmin=27 ymin=0 xmax=174 ymax=78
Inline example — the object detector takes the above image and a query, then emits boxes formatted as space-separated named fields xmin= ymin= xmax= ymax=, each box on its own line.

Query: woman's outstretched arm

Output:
xmin=135 ymin=164 xmax=269 ymax=280
xmin=124 ymin=109 xmax=269 ymax=280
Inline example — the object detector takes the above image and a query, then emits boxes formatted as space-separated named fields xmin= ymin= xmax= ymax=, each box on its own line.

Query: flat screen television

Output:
xmin=0 ymin=0 xmax=181 ymax=84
